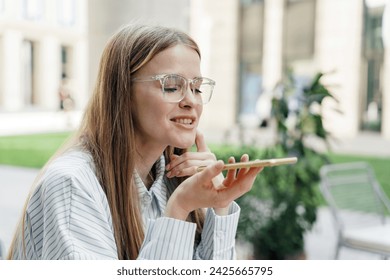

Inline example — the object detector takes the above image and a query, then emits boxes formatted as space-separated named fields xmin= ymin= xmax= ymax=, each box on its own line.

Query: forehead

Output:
xmin=138 ymin=45 xmax=201 ymax=77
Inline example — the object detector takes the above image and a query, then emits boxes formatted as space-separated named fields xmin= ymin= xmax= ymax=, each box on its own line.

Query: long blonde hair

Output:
xmin=8 ymin=24 xmax=205 ymax=260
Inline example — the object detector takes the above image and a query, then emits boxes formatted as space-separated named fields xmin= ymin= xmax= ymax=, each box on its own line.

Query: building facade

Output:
xmin=1 ymin=0 xmax=389 ymax=141
xmin=192 ymin=0 xmax=390 ymax=140
xmin=0 ymin=0 xmax=88 ymax=113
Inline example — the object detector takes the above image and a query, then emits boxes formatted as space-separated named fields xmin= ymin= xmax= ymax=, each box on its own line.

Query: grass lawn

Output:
xmin=328 ymin=153 xmax=390 ymax=198
xmin=0 ymin=132 xmax=73 ymax=168
xmin=0 ymin=132 xmax=389 ymax=196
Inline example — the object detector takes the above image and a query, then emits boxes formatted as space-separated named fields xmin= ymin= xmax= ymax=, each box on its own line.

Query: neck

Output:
xmin=136 ymin=157 xmax=158 ymax=189
xmin=135 ymin=149 xmax=165 ymax=190
xmin=143 ymin=167 xmax=155 ymax=189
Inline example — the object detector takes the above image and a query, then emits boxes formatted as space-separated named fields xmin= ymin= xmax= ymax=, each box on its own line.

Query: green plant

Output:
xmin=235 ymin=72 xmax=338 ymax=259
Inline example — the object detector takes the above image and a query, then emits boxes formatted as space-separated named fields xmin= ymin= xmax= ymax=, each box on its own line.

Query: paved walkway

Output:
xmin=0 ymin=165 xmax=38 ymax=259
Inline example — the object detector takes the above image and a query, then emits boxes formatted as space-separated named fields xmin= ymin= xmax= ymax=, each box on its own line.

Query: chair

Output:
xmin=319 ymin=162 xmax=390 ymax=259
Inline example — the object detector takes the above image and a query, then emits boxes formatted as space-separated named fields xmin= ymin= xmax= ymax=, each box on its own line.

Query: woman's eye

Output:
xmin=194 ymin=88 xmax=202 ymax=94
xmin=164 ymin=87 xmax=179 ymax=93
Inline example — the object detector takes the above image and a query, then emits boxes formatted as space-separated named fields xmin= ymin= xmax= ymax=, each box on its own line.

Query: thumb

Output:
xmin=197 ymin=160 xmax=224 ymax=181
xmin=195 ymin=130 xmax=209 ymax=152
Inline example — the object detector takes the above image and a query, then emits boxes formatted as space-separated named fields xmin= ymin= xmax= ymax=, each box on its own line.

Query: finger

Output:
xmin=250 ymin=166 xmax=264 ymax=176
xmin=196 ymin=160 xmax=224 ymax=182
xmin=218 ymin=170 xmax=260 ymax=202
xmin=237 ymin=166 xmax=263 ymax=181
xmin=166 ymin=152 xmax=215 ymax=172
xmin=169 ymin=154 xmax=179 ymax=164
xmin=166 ymin=154 xmax=179 ymax=171
xmin=240 ymin=153 xmax=249 ymax=163
xmin=195 ymin=131 xmax=209 ymax=152
xmin=223 ymin=157 xmax=237 ymax=186
xmin=237 ymin=154 xmax=250 ymax=176
xmin=248 ymin=164 xmax=264 ymax=177
xmin=168 ymin=160 xmax=214 ymax=177
xmin=167 ymin=153 xmax=195 ymax=171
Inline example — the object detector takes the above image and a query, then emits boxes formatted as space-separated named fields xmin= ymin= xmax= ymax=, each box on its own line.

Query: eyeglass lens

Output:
xmin=162 ymin=75 xmax=213 ymax=104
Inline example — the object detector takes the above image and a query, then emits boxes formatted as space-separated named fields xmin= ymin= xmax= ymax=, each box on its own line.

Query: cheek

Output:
xmin=142 ymin=102 xmax=173 ymax=129
xmin=131 ymin=98 xmax=158 ymax=131
xmin=197 ymin=105 xmax=203 ymax=119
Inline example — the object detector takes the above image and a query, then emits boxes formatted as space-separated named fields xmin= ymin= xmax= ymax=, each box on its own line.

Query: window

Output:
xmin=238 ymin=0 xmax=265 ymax=123
xmin=21 ymin=40 xmax=37 ymax=106
xmin=61 ymin=45 xmax=75 ymax=81
xmin=240 ymin=0 xmax=264 ymax=67
xmin=284 ymin=0 xmax=316 ymax=61
xmin=57 ymin=0 xmax=76 ymax=26
xmin=240 ymin=0 xmax=263 ymax=7
xmin=23 ymin=0 xmax=44 ymax=21
xmin=364 ymin=5 xmax=384 ymax=55
xmin=361 ymin=3 xmax=385 ymax=132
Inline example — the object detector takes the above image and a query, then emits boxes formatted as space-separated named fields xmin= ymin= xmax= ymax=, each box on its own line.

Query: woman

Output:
xmin=8 ymin=24 xmax=263 ymax=260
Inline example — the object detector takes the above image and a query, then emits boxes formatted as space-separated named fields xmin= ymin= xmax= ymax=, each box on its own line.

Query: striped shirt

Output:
xmin=11 ymin=148 xmax=240 ymax=260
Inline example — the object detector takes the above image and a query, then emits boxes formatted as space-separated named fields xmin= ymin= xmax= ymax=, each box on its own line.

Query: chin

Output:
xmin=172 ymin=136 xmax=196 ymax=149
xmin=175 ymin=142 xmax=195 ymax=149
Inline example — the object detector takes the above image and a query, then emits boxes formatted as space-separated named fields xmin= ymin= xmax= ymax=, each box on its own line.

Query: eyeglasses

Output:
xmin=132 ymin=74 xmax=215 ymax=104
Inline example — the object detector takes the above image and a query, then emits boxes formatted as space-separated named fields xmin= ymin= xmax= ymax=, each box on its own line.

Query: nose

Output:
xmin=179 ymin=83 xmax=198 ymax=106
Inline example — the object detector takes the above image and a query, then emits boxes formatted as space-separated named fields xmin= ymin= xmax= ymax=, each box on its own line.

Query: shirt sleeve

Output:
xmin=194 ymin=202 xmax=241 ymax=260
xmin=26 ymin=170 xmax=119 ymax=260
xmin=138 ymin=217 xmax=197 ymax=259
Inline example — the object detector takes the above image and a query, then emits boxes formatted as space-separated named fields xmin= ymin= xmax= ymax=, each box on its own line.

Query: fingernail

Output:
xmin=170 ymin=154 xmax=178 ymax=160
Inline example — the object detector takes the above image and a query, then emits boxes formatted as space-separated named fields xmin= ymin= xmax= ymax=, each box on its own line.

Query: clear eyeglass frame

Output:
xmin=131 ymin=73 xmax=216 ymax=104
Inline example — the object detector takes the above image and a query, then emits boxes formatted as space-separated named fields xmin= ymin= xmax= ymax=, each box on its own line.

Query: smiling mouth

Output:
xmin=171 ymin=118 xmax=195 ymax=125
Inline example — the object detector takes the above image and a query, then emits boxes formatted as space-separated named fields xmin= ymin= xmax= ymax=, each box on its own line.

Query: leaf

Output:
xmin=272 ymin=98 xmax=289 ymax=119
xmin=307 ymin=72 xmax=324 ymax=92
xmin=306 ymin=93 xmax=332 ymax=105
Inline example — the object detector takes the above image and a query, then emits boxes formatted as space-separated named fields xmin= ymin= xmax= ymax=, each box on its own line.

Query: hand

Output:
xmin=165 ymin=131 xmax=216 ymax=178
xmin=165 ymin=155 xmax=263 ymax=220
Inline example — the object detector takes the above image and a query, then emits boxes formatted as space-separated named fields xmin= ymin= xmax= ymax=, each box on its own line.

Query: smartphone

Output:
xmin=197 ymin=157 xmax=298 ymax=172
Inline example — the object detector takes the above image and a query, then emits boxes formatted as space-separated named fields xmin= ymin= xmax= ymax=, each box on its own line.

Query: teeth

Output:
xmin=175 ymin=118 xmax=193 ymax=124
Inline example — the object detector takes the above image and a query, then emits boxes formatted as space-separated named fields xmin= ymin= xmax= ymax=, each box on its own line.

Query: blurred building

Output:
xmin=0 ymin=0 xmax=191 ymax=134
xmin=192 ymin=0 xmax=390 ymax=140
xmin=0 ymin=0 xmax=88 ymax=113
xmin=1 ymin=0 xmax=389 ymax=142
